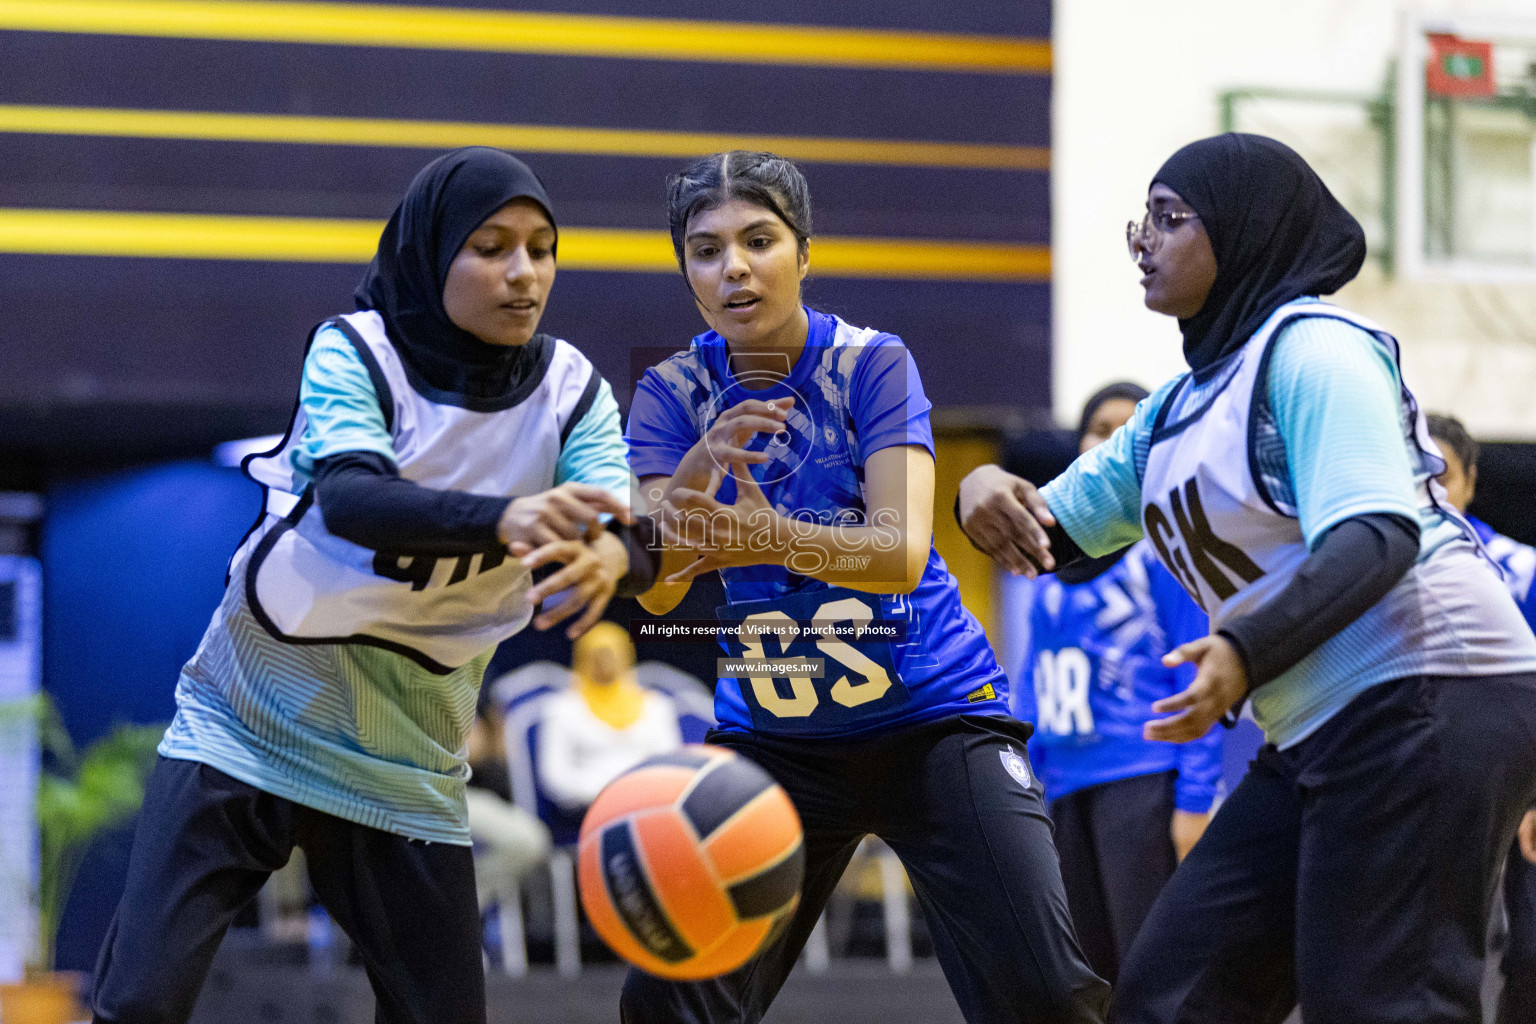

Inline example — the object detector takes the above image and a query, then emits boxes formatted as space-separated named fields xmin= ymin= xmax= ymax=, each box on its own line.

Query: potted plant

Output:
xmin=0 ymin=694 xmax=162 ymax=1024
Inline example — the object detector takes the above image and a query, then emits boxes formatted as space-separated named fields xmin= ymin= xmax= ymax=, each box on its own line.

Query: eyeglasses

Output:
xmin=1126 ymin=210 xmax=1200 ymax=260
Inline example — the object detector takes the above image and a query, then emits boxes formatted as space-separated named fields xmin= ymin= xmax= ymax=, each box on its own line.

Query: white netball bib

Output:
xmin=1138 ymin=298 xmax=1451 ymax=629
xmin=238 ymin=311 xmax=603 ymax=672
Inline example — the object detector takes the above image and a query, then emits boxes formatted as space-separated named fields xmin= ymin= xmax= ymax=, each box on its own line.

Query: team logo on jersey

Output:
xmin=823 ymin=423 xmax=838 ymax=445
xmin=1000 ymin=746 xmax=1032 ymax=788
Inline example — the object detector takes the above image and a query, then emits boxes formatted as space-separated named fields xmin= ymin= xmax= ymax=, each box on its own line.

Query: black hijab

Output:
xmin=1057 ymin=381 xmax=1150 ymax=585
xmin=356 ymin=147 xmax=557 ymax=398
xmin=1077 ymin=381 xmax=1150 ymax=436
xmin=1152 ymin=133 xmax=1366 ymax=377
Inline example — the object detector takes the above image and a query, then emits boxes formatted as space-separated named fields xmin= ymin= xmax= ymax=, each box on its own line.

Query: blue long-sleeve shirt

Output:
xmin=1015 ymin=540 xmax=1223 ymax=813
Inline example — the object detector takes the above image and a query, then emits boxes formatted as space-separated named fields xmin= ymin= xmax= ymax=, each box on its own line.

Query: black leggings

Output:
xmin=1502 ymin=838 xmax=1536 ymax=1024
xmin=1113 ymin=672 xmax=1536 ymax=1024
xmin=1049 ymin=771 xmax=1178 ymax=984
xmin=91 ymin=757 xmax=484 ymax=1024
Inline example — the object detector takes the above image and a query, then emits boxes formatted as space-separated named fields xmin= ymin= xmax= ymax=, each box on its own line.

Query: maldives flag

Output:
xmin=1426 ymin=34 xmax=1495 ymax=97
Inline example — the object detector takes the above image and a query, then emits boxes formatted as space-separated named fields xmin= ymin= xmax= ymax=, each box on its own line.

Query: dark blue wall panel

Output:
xmin=0 ymin=0 xmax=1051 ymax=455
xmin=40 ymin=462 xmax=261 ymax=970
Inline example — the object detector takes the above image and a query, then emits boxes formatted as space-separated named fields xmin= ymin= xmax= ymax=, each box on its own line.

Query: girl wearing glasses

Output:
xmin=958 ymin=133 xmax=1536 ymax=1024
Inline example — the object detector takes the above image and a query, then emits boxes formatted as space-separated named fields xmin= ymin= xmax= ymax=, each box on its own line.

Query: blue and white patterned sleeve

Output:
xmin=624 ymin=367 xmax=702 ymax=481
xmin=1038 ymin=383 xmax=1173 ymax=558
xmin=292 ymin=326 xmax=397 ymax=482
xmin=1266 ymin=319 xmax=1420 ymax=549
xmin=555 ymin=378 xmax=634 ymax=501
xmin=849 ymin=338 xmax=936 ymax=459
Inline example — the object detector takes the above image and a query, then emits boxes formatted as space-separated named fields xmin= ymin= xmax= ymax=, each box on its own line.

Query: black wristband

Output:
xmin=609 ymin=514 xmax=661 ymax=598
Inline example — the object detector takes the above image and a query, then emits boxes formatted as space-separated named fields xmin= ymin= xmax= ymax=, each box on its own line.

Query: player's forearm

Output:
xmin=753 ymin=517 xmax=925 ymax=594
xmin=1218 ymin=512 xmax=1418 ymax=689
xmin=314 ymin=451 xmax=508 ymax=554
xmin=637 ymin=546 xmax=696 ymax=615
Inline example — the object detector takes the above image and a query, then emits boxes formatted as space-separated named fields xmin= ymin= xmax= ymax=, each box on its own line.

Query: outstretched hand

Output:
xmin=957 ymin=464 xmax=1058 ymax=577
xmin=1145 ymin=635 xmax=1248 ymax=744
xmin=658 ymin=463 xmax=777 ymax=584
xmin=513 ymin=530 xmax=629 ymax=639
xmin=1521 ymin=809 xmax=1536 ymax=866
xmin=669 ymin=397 xmax=795 ymax=495
xmin=497 ymin=482 xmax=633 ymax=549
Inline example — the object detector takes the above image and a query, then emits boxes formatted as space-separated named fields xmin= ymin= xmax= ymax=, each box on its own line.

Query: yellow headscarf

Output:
xmin=571 ymin=622 xmax=645 ymax=729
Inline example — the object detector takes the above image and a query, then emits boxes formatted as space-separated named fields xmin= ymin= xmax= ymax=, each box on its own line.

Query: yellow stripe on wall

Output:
xmin=0 ymin=209 xmax=1050 ymax=281
xmin=0 ymin=0 xmax=1051 ymax=74
xmin=0 ymin=105 xmax=1051 ymax=172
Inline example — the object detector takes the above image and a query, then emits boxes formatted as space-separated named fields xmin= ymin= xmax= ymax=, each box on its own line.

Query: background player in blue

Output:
xmin=958 ymin=134 xmax=1536 ymax=1024
xmin=89 ymin=149 xmax=653 ymax=1024
xmin=1424 ymin=413 xmax=1536 ymax=1024
xmin=622 ymin=151 xmax=1108 ymax=1024
xmin=1019 ymin=382 xmax=1220 ymax=985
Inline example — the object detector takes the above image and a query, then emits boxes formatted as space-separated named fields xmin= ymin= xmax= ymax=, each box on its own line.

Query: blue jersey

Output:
xmin=626 ymin=307 xmax=1008 ymax=738
xmin=1018 ymin=541 xmax=1222 ymax=812
xmin=1470 ymin=516 xmax=1536 ymax=633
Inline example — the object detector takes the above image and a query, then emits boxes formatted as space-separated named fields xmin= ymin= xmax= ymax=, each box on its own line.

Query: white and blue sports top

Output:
xmin=1042 ymin=297 xmax=1536 ymax=749
xmin=159 ymin=312 xmax=630 ymax=843
xmin=239 ymin=309 xmax=609 ymax=671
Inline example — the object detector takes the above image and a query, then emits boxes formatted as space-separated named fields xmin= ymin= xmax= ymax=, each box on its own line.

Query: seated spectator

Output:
xmin=536 ymin=622 xmax=682 ymax=813
xmin=466 ymin=705 xmax=550 ymax=910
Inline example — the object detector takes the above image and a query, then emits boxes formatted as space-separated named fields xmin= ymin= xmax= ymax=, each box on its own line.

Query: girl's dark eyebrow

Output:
xmin=469 ymin=223 xmax=555 ymax=240
xmin=686 ymin=218 xmax=779 ymax=244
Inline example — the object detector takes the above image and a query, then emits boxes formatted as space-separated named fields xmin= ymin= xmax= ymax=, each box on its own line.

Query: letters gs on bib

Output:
xmin=717 ymin=588 xmax=912 ymax=734
xmin=1143 ymin=475 xmax=1265 ymax=612
xmin=374 ymin=547 xmax=507 ymax=591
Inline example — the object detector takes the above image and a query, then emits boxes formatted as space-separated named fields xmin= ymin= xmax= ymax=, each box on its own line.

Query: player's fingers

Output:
xmin=1162 ymin=637 xmax=1211 ymax=668
xmin=671 ymin=486 xmax=727 ymax=513
xmin=1014 ymin=478 xmax=1058 ymax=528
xmin=508 ymin=541 xmax=534 ymax=557
xmin=520 ymin=539 xmax=582 ymax=570
xmin=530 ymin=502 xmax=582 ymax=540
xmin=722 ymin=398 xmax=792 ymax=421
xmin=1144 ymin=708 xmax=1203 ymax=744
xmin=1002 ymin=541 xmax=1038 ymax=578
xmin=665 ymin=555 xmax=717 ymax=584
xmin=729 ymin=463 xmax=766 ymax=500
xmin=530 ymin=523 xmax=566 ymax=548
xmin=523 ymin=546 xmax=590 ymax=603
xmin=566 ymin=586 xmax=615 ymax=640
xmin=969 ymin=519 xmax=1033 ymax=577
xmin=559 ymin=484 xmax=634 ymax=525
xmin=991 ymin=495 xmax=1054 ymax=571
xmin=655 ymin=502 xmax=697 ymax=548
xmin=528 ymin=563 xmax=592 ymax=607
xmin=548 ymin=489 xmax=601 ymax=527
xmin=711 ymin=446 xmax=772 ymax=464
xmin=1150 ymin=682 xmax=1202 ymax=715
xmin=722 ymin=415 xmax=790 ymax=438
xmin=535 ymin=575 xmax=602 ymax=630
xmin=724 ymin=397 xmax=793 ymax=421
